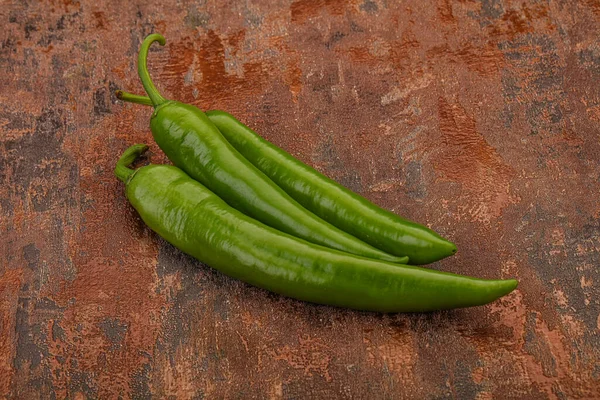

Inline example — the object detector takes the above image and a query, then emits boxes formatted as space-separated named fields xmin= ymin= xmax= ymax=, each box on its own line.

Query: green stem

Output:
xmin=138 ymin=34 xmax=167 ymax=107
xmin=115 ymin=90 xmax=154 ymax=106
xmin=115 ymin=144 xmax=149 ymax=183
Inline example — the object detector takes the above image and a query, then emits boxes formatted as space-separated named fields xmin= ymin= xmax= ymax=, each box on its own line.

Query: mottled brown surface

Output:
xmin=1 ymin=0 xmax=599 ymax=398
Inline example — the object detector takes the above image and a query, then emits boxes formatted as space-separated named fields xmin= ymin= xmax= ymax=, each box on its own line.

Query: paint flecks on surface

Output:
xmin=381 ymin=74 xmax=433 ymax=105
xmin=268 ymin=335 xmax=332 ymax=382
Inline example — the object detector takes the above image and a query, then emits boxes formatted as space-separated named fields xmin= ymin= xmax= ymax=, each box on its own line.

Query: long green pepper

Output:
xmin=128 ymin=34 xmax=407 ymax=264
xmin=115 ymin=144 xmax=518 ymax=312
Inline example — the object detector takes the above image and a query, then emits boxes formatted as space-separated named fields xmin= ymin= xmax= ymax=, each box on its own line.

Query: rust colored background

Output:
xmin=1 ymin=0 xmax=599 ymax=398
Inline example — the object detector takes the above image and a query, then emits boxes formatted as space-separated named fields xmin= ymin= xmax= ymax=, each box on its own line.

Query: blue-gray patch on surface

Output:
xmin=99 ymin=318 xmax=129 ymax=350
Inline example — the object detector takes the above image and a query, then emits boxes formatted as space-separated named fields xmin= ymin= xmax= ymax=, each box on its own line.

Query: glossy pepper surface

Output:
xmin=131 ymin=34 xmax=407 ymax=264
xmin=207 ymin=111 xmax=457 ymax=265
xmin=115 ymin=144 xmax=518 ymax=312
xmin=115 ymin=90 xmax=456 ymax=265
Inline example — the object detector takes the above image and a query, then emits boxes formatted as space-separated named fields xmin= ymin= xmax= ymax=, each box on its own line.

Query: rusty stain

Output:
xmin=91 ymin=11 xmax=108 ymax=30
xmin=433 ymin=97 xmax=515 ymax=223
xmin=485 ymin=2 xmax=554 ymax=40
xmin=290 ymin=0 xmax=350 ymax=23
xmin=1 ymin=0 xmax=600 ymax=398
xmin=438 ymin=0 xmax=456 ymax=24
xmin=157 ymin=30 xmax=270 ymax=112
xmin=585 ymin=0 xmax=600 ymax=18
xmin=284 ymin=61 xmax=303 ymax=102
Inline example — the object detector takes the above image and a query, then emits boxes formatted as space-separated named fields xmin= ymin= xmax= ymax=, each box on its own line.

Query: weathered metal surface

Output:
xmin=1 ymin=0 xmax=599 ymax=398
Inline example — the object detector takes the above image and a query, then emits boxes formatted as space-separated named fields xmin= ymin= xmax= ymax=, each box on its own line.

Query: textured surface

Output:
xmin=1 ymin=0 xmax=599 ymax=398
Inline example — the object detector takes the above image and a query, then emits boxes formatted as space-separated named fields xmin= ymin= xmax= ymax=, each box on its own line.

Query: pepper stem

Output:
xmin=138 ymin=34 xmax=167 ymax=107
xmin=115 ymin=90 xmax=154 ymax=106
xmin=115 ymin=144 xmax=149 ymax=184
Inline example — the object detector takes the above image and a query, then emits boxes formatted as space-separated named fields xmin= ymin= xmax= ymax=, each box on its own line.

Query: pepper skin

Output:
xmin=115 ymin=144 xmax=518 ymax=312
xmin=207 ymin=111 xmax=457 ymax=265
xmin=115 ymin=89 xmax=456 ymax=265
xmin=130 ymin=34 xmax=407 ymax=264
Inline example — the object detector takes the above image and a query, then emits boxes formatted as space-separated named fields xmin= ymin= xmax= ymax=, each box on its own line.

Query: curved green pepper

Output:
xmin=128 ymin=34 xmax=406 ymax=264
xmin=116 ymin=90 xmax=456 ymax=265
xmin=207 ymin=111 xmax=457 ymax=265
xmin=115 ymin=144 xmax=517 ymax=312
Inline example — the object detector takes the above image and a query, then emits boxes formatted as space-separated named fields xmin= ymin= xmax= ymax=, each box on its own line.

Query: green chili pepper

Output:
xmin=117 ymin=88 xmax=456 ymax=264
xmin=207 ymin=111 xmax=457 ymax=265
xmin=115 ymin=144 xmax=517 ymax=312
xmin=123 ymin=34 xmax=407 ymax=264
